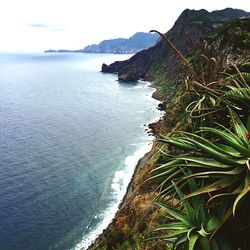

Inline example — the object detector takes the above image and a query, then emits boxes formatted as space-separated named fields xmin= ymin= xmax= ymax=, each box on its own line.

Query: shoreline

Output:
xmin=118 ymin=143 xmax=153 ymax=211
xmin=87 ymin=81 xmax=164 ymax=249
xmin=118 ymin=81 xmax=163 ymax=210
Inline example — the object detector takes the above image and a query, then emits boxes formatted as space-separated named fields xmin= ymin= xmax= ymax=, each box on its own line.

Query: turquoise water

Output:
xmin=0 ymin=53 xmax=161 ymax=250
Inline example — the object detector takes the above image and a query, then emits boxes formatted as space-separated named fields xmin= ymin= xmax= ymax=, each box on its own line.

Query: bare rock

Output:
xmin=118 ymin=65 xmax=139 ymax=82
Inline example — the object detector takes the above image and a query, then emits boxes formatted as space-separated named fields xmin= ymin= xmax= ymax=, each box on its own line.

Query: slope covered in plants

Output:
xmin=90 ymin=17 xmax=250 ymax=250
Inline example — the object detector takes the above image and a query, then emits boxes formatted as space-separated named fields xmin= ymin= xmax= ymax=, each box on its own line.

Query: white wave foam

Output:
xmin=73 ymin=143 xmax=153 ymax=250
xmin=73 ymin=81 xmax=163 ymax=250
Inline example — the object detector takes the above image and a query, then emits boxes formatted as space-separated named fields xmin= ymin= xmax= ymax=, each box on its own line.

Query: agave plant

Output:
xmin=150 ymin=178 xmax=231 ymax=250
xmin=181 ymin=63 xmax=250 ymax=131
xmin=150 ymin=110 xmax=250 ymax=216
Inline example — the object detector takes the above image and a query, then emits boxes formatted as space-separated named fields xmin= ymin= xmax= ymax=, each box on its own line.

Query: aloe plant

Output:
xmin=150 ymin=179 xmax=231 ymax=250
xmin=151 ymin=110 xmax=250 ymax=216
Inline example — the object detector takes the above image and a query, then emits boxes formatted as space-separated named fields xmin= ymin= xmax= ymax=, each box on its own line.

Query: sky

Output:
xmin=0 ymin=0 xmax=249 ymax=52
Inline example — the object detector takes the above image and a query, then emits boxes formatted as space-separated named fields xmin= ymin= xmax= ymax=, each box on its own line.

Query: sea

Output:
xmin=0 ymin=52 xmax=162 ymax=250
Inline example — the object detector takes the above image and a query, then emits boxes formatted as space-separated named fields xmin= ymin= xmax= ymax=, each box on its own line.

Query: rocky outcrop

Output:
xmin=118 ymin=65 xmax=139 ymax=82
xmin=102 ymin=47 xmax=154 ymax=77
xmin=205 ymin=18 xmax=250 ymax=65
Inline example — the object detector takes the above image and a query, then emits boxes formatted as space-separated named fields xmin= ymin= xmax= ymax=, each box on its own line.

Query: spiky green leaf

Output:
xmin=188 ymin=233 xmax=199 ymax=250
xmin=233 ymin=173 xmax=250 ymax=216
xmin=184 ymin=176 xmax=234 ymax=199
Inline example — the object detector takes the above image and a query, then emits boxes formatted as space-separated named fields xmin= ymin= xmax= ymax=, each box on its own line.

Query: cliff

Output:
xmin=101 ymin=8 xmax=250 ymax=83
xmin=89 ymin=14 xmax=250 ymax=250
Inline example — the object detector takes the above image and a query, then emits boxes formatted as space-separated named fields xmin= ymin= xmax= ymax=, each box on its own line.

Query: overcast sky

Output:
xmin=0 ymin=0 xmax=249 ymax=52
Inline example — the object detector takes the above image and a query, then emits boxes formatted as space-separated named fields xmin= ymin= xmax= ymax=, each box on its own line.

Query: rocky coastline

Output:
xmin=88 ymin=82 xmax=166 ymax=250
xmin=116 ymin=84 xmax=164 ymax=211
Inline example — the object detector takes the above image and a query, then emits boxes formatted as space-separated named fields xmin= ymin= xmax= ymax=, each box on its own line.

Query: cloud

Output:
xmin=28 ymin=23 xmax=49 ymax=28
xmin=28 ymin=23 xmax=65 ymax=31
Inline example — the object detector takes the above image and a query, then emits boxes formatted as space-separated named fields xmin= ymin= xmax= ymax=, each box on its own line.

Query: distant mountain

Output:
xmin=45 ymin=32 xmax=159 ymax=54
xmin=82 ymin=32 xmax=159 ymax=54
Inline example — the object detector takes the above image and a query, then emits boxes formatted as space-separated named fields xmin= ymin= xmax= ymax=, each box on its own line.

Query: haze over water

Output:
xmin=0 ymin=53 xmax=161 ymax=250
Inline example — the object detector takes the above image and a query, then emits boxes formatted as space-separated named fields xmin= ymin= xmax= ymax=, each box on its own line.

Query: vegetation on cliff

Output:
xmin=90 ymin=14 xmax=250 ymax=250
xmin=149 ymin=27 xmax=250 ymax=249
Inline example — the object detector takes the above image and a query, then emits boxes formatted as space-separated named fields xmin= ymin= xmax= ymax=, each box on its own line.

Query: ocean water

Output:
xmin=0 ymin=53 xmax=161 ymax=250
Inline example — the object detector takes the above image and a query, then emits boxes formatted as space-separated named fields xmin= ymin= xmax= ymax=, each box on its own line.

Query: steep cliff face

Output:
xmin=205 ymin=18 xmax=250 ymax=65
xmin=102 ymin=8 xmax=250 ymax=82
